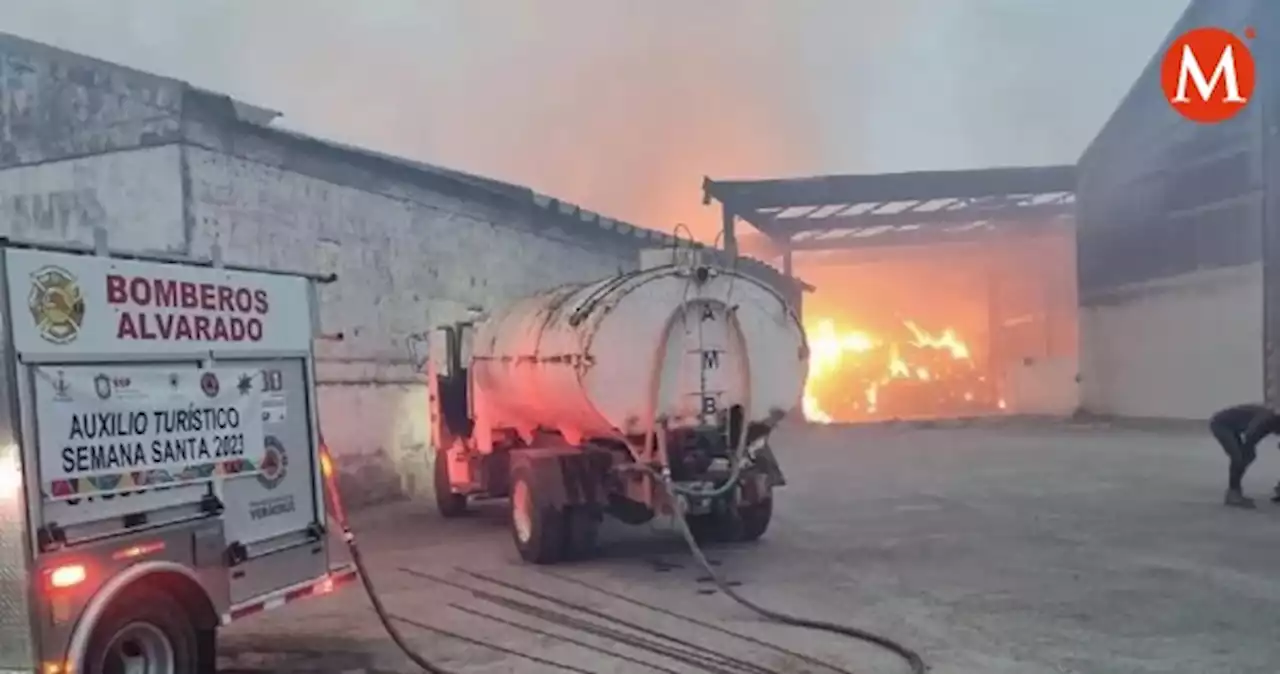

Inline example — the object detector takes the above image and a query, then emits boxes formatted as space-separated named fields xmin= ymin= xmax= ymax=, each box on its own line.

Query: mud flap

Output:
xmin=753 ymin=444 xmax=787 ymax=487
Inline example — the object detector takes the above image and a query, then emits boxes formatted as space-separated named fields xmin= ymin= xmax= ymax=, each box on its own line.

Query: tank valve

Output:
xmin=694 ymin=266 xmax=710 ymax=284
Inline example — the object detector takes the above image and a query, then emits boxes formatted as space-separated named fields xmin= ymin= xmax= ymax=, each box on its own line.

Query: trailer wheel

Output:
xmin=685 ymin=497 xmax=773 ymax=544
xmin=510 ymin=465 xmax=565 ymax=564
xmin=434 ymin=448 xmax=468 ymax=518
xmin=83 ymin=586 xmax=200 ymax=674
xmin=683 ymin=512 xmax=722 ymax=543
xmin=563 ymin=506 xmax=601 ymax=560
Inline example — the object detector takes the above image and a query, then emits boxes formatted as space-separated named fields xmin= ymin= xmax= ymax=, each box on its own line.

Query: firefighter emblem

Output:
xmin=28 ymin=266 xmax=85 ymax=345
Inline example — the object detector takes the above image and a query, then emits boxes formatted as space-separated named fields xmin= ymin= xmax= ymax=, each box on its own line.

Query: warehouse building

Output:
xmin=706 ymin=167 xmax=1079 ymax=423
xmin=1075 ymin=0 xmax=1278 ymax=419
xmin=0 ymin=33 xmax=794 ymax=506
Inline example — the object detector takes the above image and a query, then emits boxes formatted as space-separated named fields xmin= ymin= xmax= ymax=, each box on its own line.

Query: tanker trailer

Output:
xmin=425 ymin=251 xmax=808 ymax=564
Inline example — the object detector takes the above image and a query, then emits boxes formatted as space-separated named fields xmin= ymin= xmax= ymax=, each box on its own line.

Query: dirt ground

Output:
xmin=218 ymin=420 xmax=1280 ymax=674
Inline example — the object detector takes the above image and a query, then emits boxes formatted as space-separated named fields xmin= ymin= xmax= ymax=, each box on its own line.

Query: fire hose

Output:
xmin=320 ymin=443 xmax=461 ymax=674
xmin=324 ymin=441 xmax=925 ymax=674
xmin=634 ymin=272 xmax=929 ymax=674
xmin=314 ymin=264 xmax=926 ymax=673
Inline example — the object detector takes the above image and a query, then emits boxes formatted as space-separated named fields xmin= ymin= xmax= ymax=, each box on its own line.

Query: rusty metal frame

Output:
xmin=702 ymin=165 xmax=1077 ymax=257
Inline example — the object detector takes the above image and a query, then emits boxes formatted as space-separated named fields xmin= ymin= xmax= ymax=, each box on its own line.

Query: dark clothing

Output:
xmin=1210 ymin=404 xmax=1280 ymax=491
xmin=1211 ymin=404 xmax=1280 ymax=447
xmin=1211 ymin=420 xmax=1257 ymax=491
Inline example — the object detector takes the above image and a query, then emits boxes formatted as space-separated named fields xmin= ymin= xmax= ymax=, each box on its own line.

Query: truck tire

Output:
xmin=736 ymin=497 xmax=773 ymax=542
xmin=510 ymin=465 xmax=565 ymax=564
xmin=564 ymin=505 xmax=601 ymax=560
xmin=685 ymin=497 xmax=773 ymax=544
xmin=434 ymin=448 xmax=468 ymax=518
xmin=83 ymin=585 xmax=202 ymax=674
xmin=684 ymin=512 xmax=723 ymax=543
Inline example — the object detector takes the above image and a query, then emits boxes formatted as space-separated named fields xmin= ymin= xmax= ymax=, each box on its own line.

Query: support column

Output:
xmin=722 ymin=206 xmax=738 ymax=258
xmin=986 ymin=246 xmax=1002 ymax=409
xmin=781 ymin=242 xmax=793 ymax=276
xmin=1261 ymin=6 xmax=1280 ymax=406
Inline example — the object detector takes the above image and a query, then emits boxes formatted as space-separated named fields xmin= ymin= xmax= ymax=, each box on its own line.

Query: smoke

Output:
xmin=0 ymin=0 xmax=1184 ymax=240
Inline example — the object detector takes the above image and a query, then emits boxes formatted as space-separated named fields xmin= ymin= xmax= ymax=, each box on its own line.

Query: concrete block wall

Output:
xmin=0 ymin=34 xmax=184 ymax=167
xmin=0 ymin=144 xmax=184 ymax=249
xmin=1079 ymin=264 xmax=1263 ymax=420
xmin=179 ymin=144 xmax=632 ymax=506
xmin=0 ymin=33 xmax=650 ymax=508
xmin=1001 ymin=358 xmax=1080 ymax=416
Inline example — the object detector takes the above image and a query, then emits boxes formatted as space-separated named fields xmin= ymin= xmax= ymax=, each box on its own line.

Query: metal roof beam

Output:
xmin=753 ymin=201 xmax=1074 ymax=238
xmin=784 ymin=218 xmax=1068 ymax=251
xmin=704 ymin=165 xmax=1076 ymax=212
xmin=792 ymin=241 xmax=992 ymax=267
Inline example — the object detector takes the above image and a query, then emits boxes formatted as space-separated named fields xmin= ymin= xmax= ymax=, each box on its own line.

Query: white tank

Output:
xmin=470 ymin=258 xmax=807 ymax=445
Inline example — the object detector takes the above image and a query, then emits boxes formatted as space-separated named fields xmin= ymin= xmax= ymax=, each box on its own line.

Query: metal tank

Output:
xmin=469 ymin=256 xmax=807 ymax=446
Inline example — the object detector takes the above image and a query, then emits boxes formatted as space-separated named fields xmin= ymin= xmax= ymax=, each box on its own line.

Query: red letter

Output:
xmin=153 ymin=280 xmax=178 ymax=307
xmin=198 ymin=283 xmax=216 ymax=311
xmin=246 ymin=318 xmax=263 ymax=341
xmin=233 ymin=288 xmax=253 ymax=314
xmin=153 ymin=315 xmax=173 ymax=340
xmin=137 ymin=314 xmax=157 ymax=340
xmin=128 ymin=277 xmax=152 ymax=306
xmin=106 ymin=275 xmax=127 ymax=304
xmin=116 ymin=313 xmax=138 ymax=339
xmin=173 ymin=315 xmax=193 ymax=340
xmin=193 ymin=316 xmax=211 ymax=341
xmin=252 ymin=289 xmax=269 ymax=314
xmin=216 ymin=286 xmax=235 ymax=313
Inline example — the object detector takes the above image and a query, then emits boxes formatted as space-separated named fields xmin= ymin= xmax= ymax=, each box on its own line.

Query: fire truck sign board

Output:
xmin=33 ymin=363 xmax=267 ymax=493
xmin=8 ymin=248 xmax=313 ymax=357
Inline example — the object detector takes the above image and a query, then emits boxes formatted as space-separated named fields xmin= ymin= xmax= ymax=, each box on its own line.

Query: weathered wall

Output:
xmin=179 ymin=137 xmax=636 ymax=507
xmin=0 ymin=32 xmax=725 ymax=509
xmin=989 ymin=230 xmax=1079 ymax=416
xmin=0 ymin=33 xmax=183 ymax=168
xmin=1075 ymin=1 xmax=1267 ymax=419
xmin=1079 ymin=264 xmax=1263 ymax=419
xmin=0 ymin=145 xmax=184 ymax=248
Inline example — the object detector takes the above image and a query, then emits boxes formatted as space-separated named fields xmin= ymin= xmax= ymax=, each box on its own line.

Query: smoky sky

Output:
xmin=1 ymin=0 xmax=1186 ymax=239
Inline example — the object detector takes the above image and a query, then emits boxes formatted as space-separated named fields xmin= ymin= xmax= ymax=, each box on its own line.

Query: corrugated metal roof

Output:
xmin=704 ymin=166 xmax=1076 ymax=250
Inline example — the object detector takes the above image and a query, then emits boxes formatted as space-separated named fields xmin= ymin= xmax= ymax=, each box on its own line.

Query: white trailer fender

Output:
xmin=63 ymin=561 xmax=215 ymax=667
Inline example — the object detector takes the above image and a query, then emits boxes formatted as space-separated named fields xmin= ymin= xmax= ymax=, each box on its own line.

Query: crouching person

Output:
xmin=1209 ymin=404 xmax=1280 ymax=509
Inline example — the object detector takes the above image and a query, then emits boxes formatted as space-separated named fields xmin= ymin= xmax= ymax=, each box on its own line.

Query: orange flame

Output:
xmin=804 ymin=318 xmax=981 ymax=423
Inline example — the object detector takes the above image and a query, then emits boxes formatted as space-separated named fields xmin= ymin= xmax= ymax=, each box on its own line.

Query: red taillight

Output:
xmin=46 ymin=564 xmax=86 ymax=590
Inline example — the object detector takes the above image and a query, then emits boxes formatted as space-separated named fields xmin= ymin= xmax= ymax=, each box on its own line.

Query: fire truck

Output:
xmin=0 ymin=233 xmax=355 ymax=674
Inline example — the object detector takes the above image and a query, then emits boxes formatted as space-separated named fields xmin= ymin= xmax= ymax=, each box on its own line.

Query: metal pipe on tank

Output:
xmin=468 ymin=263 xmax=806 ymax=447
